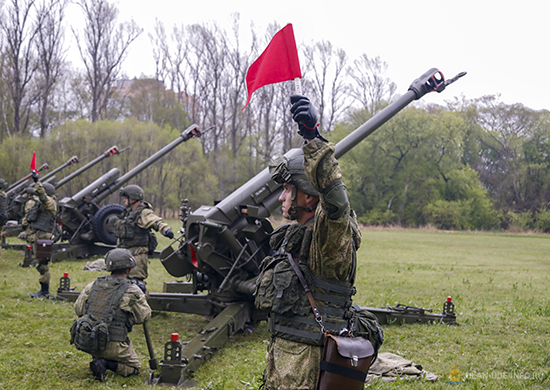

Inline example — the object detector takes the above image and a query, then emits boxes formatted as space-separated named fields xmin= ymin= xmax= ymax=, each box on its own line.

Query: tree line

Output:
xmin=1 ymin=0 xmax=549 ymax=231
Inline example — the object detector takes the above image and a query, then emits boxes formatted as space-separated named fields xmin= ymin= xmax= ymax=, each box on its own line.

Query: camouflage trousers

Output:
xmin=92 ymin=338 xmax=141 ymax=376
xmin=126 ymin=246 xmax=149 ymax=281
xmin=25 ymin=229 xmax=53 ymax=285
xmin=264 ymin=337 xmax=321 ymax=390
xmin=37 ymin=261 xmax=50 ymax=284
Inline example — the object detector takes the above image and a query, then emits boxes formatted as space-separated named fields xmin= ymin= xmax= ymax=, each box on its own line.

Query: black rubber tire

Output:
xmin=92 ymin=203 xmax=125 ymax=245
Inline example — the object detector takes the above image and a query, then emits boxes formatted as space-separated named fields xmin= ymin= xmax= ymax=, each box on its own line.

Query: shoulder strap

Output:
xmin=110 ymin=280 xmax=132 ymax=311
xmin=287 ymin=253 xmax=325 ymax=332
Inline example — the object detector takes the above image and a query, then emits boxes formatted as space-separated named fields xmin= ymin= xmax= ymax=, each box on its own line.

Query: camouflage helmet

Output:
xmin=0 ymin=178 xmax=7 ymax=191
xmin=269 ymin=155 xmax=319 ymax=197
xmin=42 ymin=183 xmax=56 ymax=196
xmin=119 ymin=185 xmax=144 ymax=201
xmin=105 ymin=248 xmax=136 ymax=271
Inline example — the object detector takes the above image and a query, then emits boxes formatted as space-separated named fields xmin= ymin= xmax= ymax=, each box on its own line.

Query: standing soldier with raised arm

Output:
xmin=256 ymin=95 xmax=367 ymax=389
xmin=18 ymin=172 xmax=57 ymax=298
xmin=112 ymin=185 xmax=174 ymax=285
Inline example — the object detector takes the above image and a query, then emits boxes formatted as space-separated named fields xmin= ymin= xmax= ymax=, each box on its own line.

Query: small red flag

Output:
xmin=30 ymin=152 xmax=37 ymax=173
xmin=242 ymin=23 xmax=302 ymax=110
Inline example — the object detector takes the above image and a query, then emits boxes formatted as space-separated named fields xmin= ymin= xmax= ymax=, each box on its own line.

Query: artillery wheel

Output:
xmin=92 ymin=204 xmax=125 ymax=245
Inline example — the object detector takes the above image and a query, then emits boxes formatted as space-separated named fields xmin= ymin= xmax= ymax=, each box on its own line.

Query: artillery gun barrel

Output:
xmin=63 ymin=168 xmax=121 ymax=208
xmin=210 ymin=68 xmax=452 ymax=225
xmin=55 ymin=146 xmax=128 ymax=189
xmin=39 ymin=156 xmax=80 ymax=183
xmin=92 ymin=125 xmax=200 ymax=205
xmin=6 ymin=163 xmax=49 ymax=195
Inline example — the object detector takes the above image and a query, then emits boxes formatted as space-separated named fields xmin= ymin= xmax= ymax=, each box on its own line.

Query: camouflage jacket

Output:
xmin=303 ymin=138 xmax=361 ymax=281
xmin=21 ymin=183 xmax=57 ymax=229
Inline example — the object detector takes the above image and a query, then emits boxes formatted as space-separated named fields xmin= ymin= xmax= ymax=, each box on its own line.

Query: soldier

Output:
xmin=18 ymin=173 xmax=57 ymax=298
xmin=0 ymin=178 xmax=8 ymax=230
xmin=112 ymin=185 xmax=174 ymax=284
xmin=258 ymin=95 xmax=362 ymax=389
xmin=0 ymin=178 xmax=8 ymax=256
xmin=73 ymin=248 xmax=152 ymax=381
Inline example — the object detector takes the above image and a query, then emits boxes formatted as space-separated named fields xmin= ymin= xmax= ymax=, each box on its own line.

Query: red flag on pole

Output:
xmin=242 ymin=23 xmax=302 ymax=110
xmin=30 ymin=152 xmax=37 ymax=173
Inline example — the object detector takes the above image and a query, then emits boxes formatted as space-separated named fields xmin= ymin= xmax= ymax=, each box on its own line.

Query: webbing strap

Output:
xmin=314 ymin=293 xmax=348 ymax=306
xmin=320 ymin=360 xmax=367 ymax=382
xmin=287 ymin=254 xmax=324 ymax=330
xmin=312 ymin=277 xmax=354 ymax=296
xmin=273 ymin=323 xmax=323 ymax=343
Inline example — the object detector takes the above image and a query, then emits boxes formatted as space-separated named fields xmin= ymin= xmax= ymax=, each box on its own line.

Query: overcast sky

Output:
xmin=70 ymin=0 xmax=549 ymax=111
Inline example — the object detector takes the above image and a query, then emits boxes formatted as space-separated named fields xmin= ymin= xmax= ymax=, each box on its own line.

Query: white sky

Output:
xmin=67 ymin=0 xmax=550 ymax=111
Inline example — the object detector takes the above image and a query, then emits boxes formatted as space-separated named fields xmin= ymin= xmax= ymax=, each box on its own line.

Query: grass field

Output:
xmin=1 ymin=225 xmax=549 ymax=389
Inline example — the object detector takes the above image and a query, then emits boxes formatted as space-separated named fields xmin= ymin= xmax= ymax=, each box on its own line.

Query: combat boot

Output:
xmin=90 ymin=358 xmax=108 ymax=381
xmin=30 ymin=283 xmax=49 ymax=298
xmin=106 ymin=359 xmax=118 ymax=373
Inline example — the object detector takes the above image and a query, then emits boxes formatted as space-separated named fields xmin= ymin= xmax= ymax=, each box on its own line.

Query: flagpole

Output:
xmin=294 ymin=77 xmax=302 ymax=95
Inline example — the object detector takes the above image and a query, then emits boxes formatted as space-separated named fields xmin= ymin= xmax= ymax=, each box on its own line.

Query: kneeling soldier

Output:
xmin=73 ymin=248 xmax=152 ymax=381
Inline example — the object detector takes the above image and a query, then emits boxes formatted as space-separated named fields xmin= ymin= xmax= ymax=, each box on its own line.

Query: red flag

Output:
xmin=30 ymin=152 xmax=37 ymax=173
xmin=242 ymin=23 xmax=302 ymax=110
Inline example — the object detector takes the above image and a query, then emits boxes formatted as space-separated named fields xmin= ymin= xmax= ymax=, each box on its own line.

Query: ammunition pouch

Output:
xmin=115 ymin=205 xmax=150 ymax=248
xmin=26 ymin=199 xmax=41 ymax=223
xmin=29 ymin=212 xmax=56 ymax=233
xmin=255 ymin=254 xmax=311 ymax=316
xmin=78 ymin=276 xmax=132 ymax=350
xmin=351 ymin=305 xmax=384 ymax=356
xmin=147 ymin=231 xmax=158 ymax=255
xmin=70 ymin=313 xmax=110 ymax=354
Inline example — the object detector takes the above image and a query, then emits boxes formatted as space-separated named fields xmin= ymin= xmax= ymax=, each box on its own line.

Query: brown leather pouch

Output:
xmin=316 ymin=333 xmax=375 ymax=390
xmin=34 ymin=239 xmax=53 ymax=261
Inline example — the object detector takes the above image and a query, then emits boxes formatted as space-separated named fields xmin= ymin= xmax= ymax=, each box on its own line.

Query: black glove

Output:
xmin=290 ymin=95 xmax=320 ymax=139
xmin=31 ymin=170 xmax=39 ymax=183
xmin=131 ymin=280 xmax=147 ymax=293
xmin=163 ymin=229 xmax=174 ymax=239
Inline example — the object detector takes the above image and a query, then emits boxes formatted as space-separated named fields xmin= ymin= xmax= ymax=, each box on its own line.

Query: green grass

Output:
xmin=1 ymin=225 xmax=550 ymax=389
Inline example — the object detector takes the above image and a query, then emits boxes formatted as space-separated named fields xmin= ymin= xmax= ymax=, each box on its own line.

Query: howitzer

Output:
xmin=51 ymin=125 xmax=202 ymax=262
xmin=1 ymin=148 xmax=128 ymax=242
xmin=57 ymin=69 xmax=464 ymax=387
xmin=6 ymin=157 xmax=78 ymax=200
xmin=2 ymin=158 xmax=80 ymax=237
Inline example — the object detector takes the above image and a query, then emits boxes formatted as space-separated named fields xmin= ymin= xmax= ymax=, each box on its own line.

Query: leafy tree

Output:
xmin=334 ymin=105 xmax=470 ymax=227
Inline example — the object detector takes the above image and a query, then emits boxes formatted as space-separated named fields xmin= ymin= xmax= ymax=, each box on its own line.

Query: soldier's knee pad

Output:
xmin=322 ymin=180 xmax=349 ymax=220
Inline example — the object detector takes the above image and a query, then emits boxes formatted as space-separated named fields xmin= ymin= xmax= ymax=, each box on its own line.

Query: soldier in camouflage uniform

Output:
xmin=112 ymin=185 xmax=174 ymax=283
xmin=17 ymin=176 xmax=58 ymax=298
xmin=74 ymin=248 xmax=152 ymax=381
xmin=257 ymin=95 xmax=361 ymax=389
xmin=0 ymin=178 xmax=8 ymax=255
xmin=0 ymin=178 xmax=9 ymax=230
